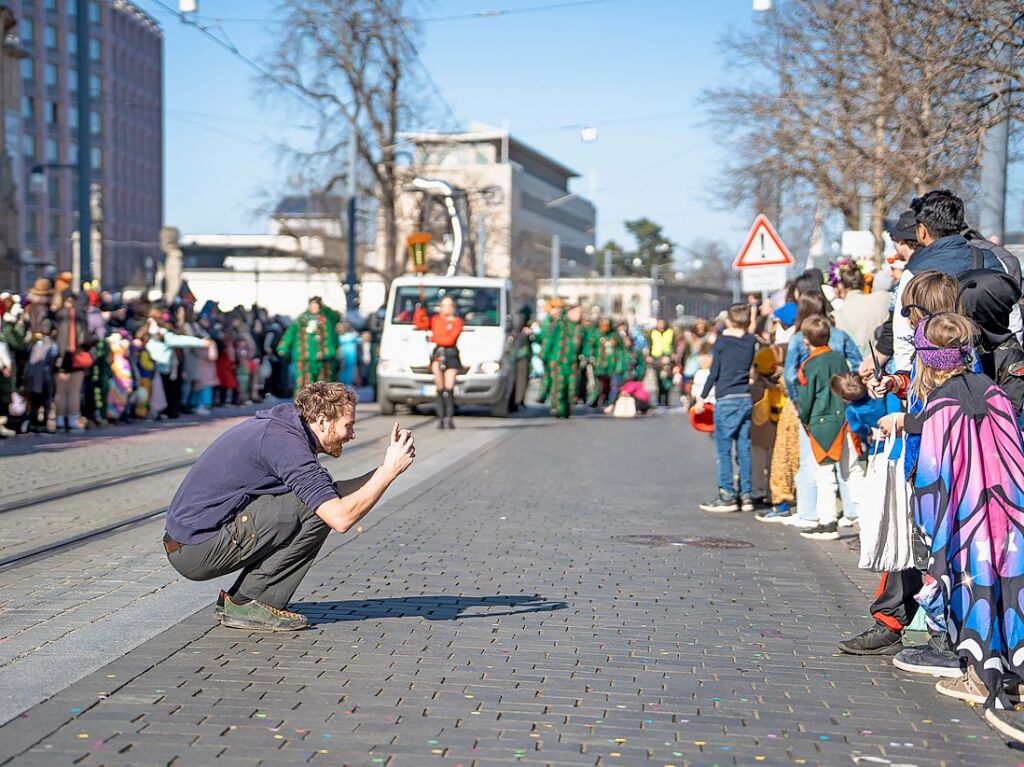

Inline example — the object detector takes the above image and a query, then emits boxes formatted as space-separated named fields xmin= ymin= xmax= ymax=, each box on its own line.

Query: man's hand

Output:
xmin=383 ymin=422 xmax=415 ymax=478
xmin=867 ymin=375 xmax=894 ymax=399
xmin=692 ymin=397 xmax=705 ymax=415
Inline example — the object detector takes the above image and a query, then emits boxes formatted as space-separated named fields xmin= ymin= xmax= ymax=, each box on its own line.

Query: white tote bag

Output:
xmin=858 ymin=434 xmax=916 ymax=572
xmin=612 ymin=395 xmax=637 ymax=418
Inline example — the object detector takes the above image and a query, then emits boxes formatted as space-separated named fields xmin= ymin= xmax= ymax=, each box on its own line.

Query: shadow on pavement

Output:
xmin=295 ymin=594 xmax=568 ymax=623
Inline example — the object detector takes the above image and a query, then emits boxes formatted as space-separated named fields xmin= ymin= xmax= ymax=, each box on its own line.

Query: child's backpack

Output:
xmin=752 ymin=385 xmax=784 ymax=427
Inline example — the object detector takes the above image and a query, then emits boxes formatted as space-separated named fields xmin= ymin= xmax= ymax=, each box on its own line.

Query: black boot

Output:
xmin=443 ymin=390 xmax=456 ymax=429
xmin=435 ymin=390 xmax=446 ymax=428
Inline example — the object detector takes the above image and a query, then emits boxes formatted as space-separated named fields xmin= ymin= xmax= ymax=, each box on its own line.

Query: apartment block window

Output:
xmin=90 ymin=111 xmax=100 ymax=135
xmin=49 ymin=213 xmax=61 ymax=245
xmin=68 ymin=0 xmax=76 ymax=15
xmin=88 ymin=1 xmax=99 ymax=23
xmin=21 ymin=18 xmax=34 ymax=45
xmin=45 ymin=0 xmax=58 ymax=11
xmin=45 ymin=138 xmax=58 ymax=163
xmin=89 ymin=38 xmax=100 ymax=62
xmin=89 ymin=74 xmax=100 ymax=97
xmin=67 ymin=31 xmax=76 ymax=55
xmin=44 ymin=63 xmax=57 ymax=89
xmin=90 ymin=147 xmax=101 ymax=171
xmin=23 ymin=134 xmax=37 ymax=161
xmin=20 ymin=58 xmax=34 ymax=83
xmin=46 ymin=101 xmax=58 ymax=126
xmin=69 ymin=142 xmax=77 ymax=164
xmin=44 ymin=24 xmax=57 ymax=50
xmin=22 ymin=96 xmax=35 ymax=120
xmin=69 ymin=68 xmax=77 ymax=93
xmin=69 ymin=108 xmax=78 ymax=130
xmin=27 ymin=213 xmax=39 ymax=244
xmin=47 ymin=176 xmax=62 ymax=208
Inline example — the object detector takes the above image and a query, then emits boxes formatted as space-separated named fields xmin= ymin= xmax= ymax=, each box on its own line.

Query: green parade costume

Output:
xmin=542 ymin=314 xmax=586 ymax=419
xmin=277 ymin=308 xmax=339 ymax=396
xmin=588 ymin=330 xmax=627 ymax=406
xmin=625 ymin=347 xmax=646 ymax=382
xmin=535 ymin=314 xmax=554 ymax=403
xmin=577 ymin=321 xmax=598 ymax=404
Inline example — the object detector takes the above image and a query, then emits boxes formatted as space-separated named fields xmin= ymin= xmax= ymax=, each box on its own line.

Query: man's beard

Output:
xmin=323 ymin=425 xmax=346 ymax=458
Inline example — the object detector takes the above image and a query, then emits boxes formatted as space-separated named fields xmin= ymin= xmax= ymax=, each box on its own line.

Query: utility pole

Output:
xmin=603 ymin=248 xmax=611 ymax=316
xmin=979 ymin=43 xmax=1012 ymax=242
xmin=550 ymin=233 xmax=560 ymax=296
xmin=76 ymin=0 xmax=92 ymax=287
xmin=345 ymin=130 xmax=358 ymax=311
xmin=651 ymin=262 xmax=660 ymax=319
xmin=476 ymin=210 xmax=486 ymax=277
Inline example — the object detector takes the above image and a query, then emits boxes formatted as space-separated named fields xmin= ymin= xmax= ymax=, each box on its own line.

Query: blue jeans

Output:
xmin=795 ymin=427 xmax=818 ymax=521
xmin=713 ymin=395 xmax=752 ymax=497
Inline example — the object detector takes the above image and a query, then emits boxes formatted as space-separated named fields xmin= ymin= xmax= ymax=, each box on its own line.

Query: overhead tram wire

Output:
xmin=184 ymin=0 xmax=624 ymax=25
xmin=372 ymin=3 xmax=463 ymax=132
xmin=140 ymin=0 xmax=327 ymax=117
xmin=153 ymin=0 xmax=461 ymax=133
xmin=421 ymin=0 xmax=622 ymax=23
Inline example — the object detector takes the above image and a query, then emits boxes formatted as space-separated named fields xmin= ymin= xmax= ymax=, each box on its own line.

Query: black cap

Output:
xmin=887 ymin=210 xmax=917 ymax=242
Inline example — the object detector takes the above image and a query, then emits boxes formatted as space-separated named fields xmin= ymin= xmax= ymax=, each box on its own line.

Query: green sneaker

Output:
xmin=221 ymin=595 xmax=309 ymax=632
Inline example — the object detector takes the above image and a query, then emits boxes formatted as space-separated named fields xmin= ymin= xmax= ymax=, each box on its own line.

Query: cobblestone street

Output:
xmin=0 ymin=411 xmax=1015 ymax=766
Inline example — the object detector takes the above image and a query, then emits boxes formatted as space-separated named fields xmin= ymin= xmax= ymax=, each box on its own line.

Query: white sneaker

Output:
xmin=838 ymin=516 xmax=857 ymax=528
xmin=195 ymin=406 xmax=212 ymax=416
xmin=783 ymin=516 xmax=818 ymax=529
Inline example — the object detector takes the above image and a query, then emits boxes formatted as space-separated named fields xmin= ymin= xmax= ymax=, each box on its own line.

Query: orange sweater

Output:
xmin=413 ymin=307 xmax=464 ymax=347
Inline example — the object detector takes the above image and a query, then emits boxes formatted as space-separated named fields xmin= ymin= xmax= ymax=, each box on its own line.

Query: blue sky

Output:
xmin=140 ymin=0 xmax=1023 ymax=258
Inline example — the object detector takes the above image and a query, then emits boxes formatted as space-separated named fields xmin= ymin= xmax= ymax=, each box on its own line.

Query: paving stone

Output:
xmin=1 ymin=412 xmax=1020 ymax=766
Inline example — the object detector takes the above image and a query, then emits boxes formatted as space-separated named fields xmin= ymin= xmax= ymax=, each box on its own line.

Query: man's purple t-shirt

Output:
xmin=165 ymin=403 xmax=338 ymax=545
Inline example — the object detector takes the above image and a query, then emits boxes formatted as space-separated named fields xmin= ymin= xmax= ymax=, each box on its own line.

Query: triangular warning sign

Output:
xmin=733 ymin=215 xmax=794 ymax=269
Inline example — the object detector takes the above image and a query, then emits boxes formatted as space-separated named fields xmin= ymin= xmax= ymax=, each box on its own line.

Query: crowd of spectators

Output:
xmin=0 ymin=275 xmax=376 ymax=438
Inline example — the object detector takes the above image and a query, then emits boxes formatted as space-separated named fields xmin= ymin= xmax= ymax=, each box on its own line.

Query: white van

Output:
xmin=377 ymin=275 xmax=519 ymax=417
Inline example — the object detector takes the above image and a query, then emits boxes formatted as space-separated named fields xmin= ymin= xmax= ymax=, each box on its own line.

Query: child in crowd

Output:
xmin=749 ymin=347 xmax=782 ymax=505
xmin=656 ymin=354 xmax=674 ymax=408
xmin=690 ymin=343 xmax=714 ymax=410
xmin=694 ymin=304 xmax=758 ymax=513
xmin=605 ymin=378 xmax=651 ymax=416
xmin=830 ymin=372 xmax=886 ymax=456
xmin=795 ymin=315 xmax=858 ymax=540
xmin=882 ymin=311 xmax=1024 ymax=712
xmin=838 ymin=272 xmax=961 ymax=665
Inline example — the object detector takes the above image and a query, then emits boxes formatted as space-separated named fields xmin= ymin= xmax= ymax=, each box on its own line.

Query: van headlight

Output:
xmin=378 ymin=359 xmax=409 ymax=374
xmin=477 ymin=360 xmax=502 ymax=375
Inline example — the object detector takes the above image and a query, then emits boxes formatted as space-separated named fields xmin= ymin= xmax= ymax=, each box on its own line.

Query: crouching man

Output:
xmin=163 ymin=381 xmax=415 ymax=631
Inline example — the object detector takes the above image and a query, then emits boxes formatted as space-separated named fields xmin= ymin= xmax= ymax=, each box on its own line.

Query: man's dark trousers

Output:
xmin=165 ymin=489 xmax=333 ymax=609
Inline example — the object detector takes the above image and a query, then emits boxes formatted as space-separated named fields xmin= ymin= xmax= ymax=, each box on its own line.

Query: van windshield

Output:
xmin=391 ymin=286 xmax=501 ymax=327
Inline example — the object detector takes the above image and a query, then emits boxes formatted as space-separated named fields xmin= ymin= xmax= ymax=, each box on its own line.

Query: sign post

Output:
xmin=733 ymin=214 xmax=794 ymax=294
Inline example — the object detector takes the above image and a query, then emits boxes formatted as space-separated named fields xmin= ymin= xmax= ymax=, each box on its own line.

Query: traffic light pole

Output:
xmin=345 ymin=130 xmax=358 ymax=311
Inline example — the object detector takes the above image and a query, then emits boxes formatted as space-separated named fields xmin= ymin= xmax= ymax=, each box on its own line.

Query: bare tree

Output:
xmin=704 ymin=0 xmax=1015 ymax=258
xmin=262 ymin=0 xmax=438 ymax=289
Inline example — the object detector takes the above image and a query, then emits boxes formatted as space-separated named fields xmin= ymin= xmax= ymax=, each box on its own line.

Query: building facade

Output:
xmin=7 ymin=0 xmax=161 ymax=292
xmin=536 ymin=275 xmax=734 ymax=327
xmin=377 ymin=124 xmax=596 ymax=308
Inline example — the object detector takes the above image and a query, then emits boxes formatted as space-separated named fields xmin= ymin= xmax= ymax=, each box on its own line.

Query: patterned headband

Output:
xmin=912 ymin=315 xmax=973 ymax=371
